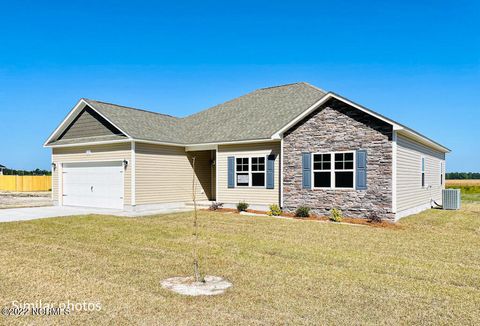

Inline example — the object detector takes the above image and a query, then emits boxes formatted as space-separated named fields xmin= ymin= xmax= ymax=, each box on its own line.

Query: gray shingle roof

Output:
xmin=49 ymin=82 xmax=327 ymax=145
xmin=180 ymin=82 xmax=326 ymax=143
xmin=83 ymin=99 xmax=184 ymax=143
xmin=48 ymin=134 xmax=127 ymax=146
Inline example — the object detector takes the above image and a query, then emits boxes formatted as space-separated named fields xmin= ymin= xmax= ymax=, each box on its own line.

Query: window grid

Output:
xmin=251 ymin=157 xmax=265 ymax=172
xmin=236 ymin=158 xmax=249 ymax=172
xmin=335 ymin=153 xmax=354 ymax=170
xmin=313 ymin=154 xmax=331 ymax=171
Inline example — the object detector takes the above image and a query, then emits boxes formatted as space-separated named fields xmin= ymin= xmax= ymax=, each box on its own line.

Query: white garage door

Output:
xmin=62 ymin=161 xmax=124 ymax=209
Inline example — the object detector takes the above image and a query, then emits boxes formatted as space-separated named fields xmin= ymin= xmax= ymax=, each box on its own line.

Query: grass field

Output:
xmin=446 ymin=179 xmax=480 ymax=186
xmin=1 ymin=204 xmax=480 ymax=325
xmin=446 ymin=179 xmax=480 ymax=202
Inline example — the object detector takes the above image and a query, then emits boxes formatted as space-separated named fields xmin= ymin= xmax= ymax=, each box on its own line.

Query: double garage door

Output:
xmin=62 ymin=162 xmax=124 ymax=209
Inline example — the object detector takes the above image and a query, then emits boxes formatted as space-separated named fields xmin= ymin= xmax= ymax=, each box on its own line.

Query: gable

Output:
xmin=56 ymin=106 xmax=126 ymax=141
xmin=284 ymin=98 xmax=393 ymax=141
xmin=84 ymin=99 xmax=182 ymax=144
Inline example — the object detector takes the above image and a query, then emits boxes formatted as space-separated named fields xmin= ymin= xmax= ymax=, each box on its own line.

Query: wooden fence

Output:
xmin=0 ymin=175 xmax=52 ymax=192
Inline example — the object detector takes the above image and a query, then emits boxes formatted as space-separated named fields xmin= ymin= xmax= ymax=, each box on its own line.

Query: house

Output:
xmin=0 ymin=164 xmax=5 ymax=175
xmin=44 ymin=83 xmax=450 ymax=221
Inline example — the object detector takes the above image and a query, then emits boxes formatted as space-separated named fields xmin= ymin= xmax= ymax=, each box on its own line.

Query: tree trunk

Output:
xmin=191 ymin=156 xmax=203 ymax=283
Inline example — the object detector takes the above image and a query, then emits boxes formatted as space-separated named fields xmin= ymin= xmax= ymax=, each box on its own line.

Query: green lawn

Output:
xmin=1 ymin=203 xmax=480 ymax=325
xmin=462 ymin=193 xmax=480 ymax=202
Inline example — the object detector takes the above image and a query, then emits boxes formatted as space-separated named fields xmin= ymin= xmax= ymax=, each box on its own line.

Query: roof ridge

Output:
xmin=180 ymin=86 xmax=261 ymax=120
xmin=258 ymin=82 xmax=304 ymax=90
xmin=84 ymin=98 xmax=179 ymax=119
xmin=298 ymin=82 xmax=328 ymax=94
xmin=258 ymin=82 xmax=328 ymax=94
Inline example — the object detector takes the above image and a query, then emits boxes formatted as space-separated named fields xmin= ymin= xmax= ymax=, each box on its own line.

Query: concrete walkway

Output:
xmin=0 ymin=206 xmax=192 ymax=223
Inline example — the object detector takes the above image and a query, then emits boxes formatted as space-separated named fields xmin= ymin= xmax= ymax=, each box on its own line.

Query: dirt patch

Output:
xmin=282 ymin=214 xmax=400 ymax=228
xmin=0 ymin=192 xmax=53 ymax=209
xmin=161 ymin=275 xmax=232 ymax=296
xmin=207 ymin=207 xmax=400 ymax=229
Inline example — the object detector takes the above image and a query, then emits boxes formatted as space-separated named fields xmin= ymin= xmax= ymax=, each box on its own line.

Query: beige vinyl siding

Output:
xmin=217 ymin=142 xmax=280 ymax=206
xmin=396 ymin=134 xmax=445 ymax=212
xmin=51 ymin=165 xmax=58 ymax=200
xmin=51 ymin=143 xmax=132 ymax=205
xmin=211 ymin=151 xmax=216 ymax=200
xmin=58 ymin=108 xmax=124 ymax=140
xmin=135 ymin=143 xmax=210 ymax=205
xmin=192 ymin=150 xmax=213 ymax=200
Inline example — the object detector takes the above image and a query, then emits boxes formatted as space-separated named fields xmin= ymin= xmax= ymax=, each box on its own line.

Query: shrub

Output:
xmin=295 ymin=206 xmax=310 ymax=218
xmin=237 ymin=201 xmax=249 ymax=212
xmin=367 ymin=211 xmax=382 ymax=223
xmin=330 ymin=208 xmax=343 ymax=222
xmin=209 ymin=202 xmax=223 ymax=211
xmin=268 ymin=204 xmax=282 ymax=216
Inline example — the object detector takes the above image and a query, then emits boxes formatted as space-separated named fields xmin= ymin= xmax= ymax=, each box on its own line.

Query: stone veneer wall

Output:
xmin=283 ymin=99 xmax=394 ymax=220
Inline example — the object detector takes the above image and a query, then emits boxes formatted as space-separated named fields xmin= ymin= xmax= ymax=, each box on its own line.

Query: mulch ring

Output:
xmin=202 ymin=208 xmax=401 ymax=229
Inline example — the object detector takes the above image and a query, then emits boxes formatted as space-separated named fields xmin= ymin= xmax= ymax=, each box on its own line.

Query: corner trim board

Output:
xmin=58 ymin=163 xmax=63 ymax=206
xmin=131 ymin=141 xmax=136 ymax=207
xmin=215 ymin=145 xmax=219 ymax=202
xmin=392 ymin=131 xmax=397 ymax=213
xmin=280 ymin=137 xmax=284 ymax=207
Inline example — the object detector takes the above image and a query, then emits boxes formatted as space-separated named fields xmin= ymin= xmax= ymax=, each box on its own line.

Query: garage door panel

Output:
xmin=62 ymin=162 xmax=124 ymax=209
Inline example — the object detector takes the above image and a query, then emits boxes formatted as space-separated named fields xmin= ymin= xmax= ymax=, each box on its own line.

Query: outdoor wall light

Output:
xmin=51 ymin=162 xmax=56 ymax=171
xmin=123 ymin=160 xmax=129 ymax=169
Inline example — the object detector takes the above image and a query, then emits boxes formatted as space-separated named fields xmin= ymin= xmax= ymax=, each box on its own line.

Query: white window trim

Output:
xmin=234 ymin=155 xmax=267 ymax=188
xmin=421 ymin=156 xmax=426 ymax=188
xmin=311 ymin=151 xmax=356 ymax=190
xmin=131 ymin=141 xmax=136 ymax=207
xmin=440 ymin=161 xmax=443 ymax=186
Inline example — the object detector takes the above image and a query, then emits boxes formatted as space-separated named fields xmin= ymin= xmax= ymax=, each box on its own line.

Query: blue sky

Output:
xmin=0 ymin=0 xmax=478 ymax=171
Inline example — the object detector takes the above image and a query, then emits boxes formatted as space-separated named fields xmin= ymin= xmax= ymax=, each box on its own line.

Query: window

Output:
xmin=235 ymin=156 xmax=266 ymax=187
xmin=236 ymin=158 xmax=249 ymax=186
xmin=440 ymin=162 xmax=443 ymax=185
xmin=313 ymin=152 xmax=354 ymax=189
xmin=335 ymin=153 xmax=354 ymax=188
xmin=421 ymin=157 xmax=425 ymax=188
xmin=251 ymin=157 xmax=265 ymax=187
xmin=313 ymin=154 xmax=331 ymax=188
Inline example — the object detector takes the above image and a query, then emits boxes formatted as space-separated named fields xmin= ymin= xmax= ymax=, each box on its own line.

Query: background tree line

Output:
xmin=446 ymin=172 xmax=480 ymax=179
xmin=2 ymin=168 xmax=51 ymax=176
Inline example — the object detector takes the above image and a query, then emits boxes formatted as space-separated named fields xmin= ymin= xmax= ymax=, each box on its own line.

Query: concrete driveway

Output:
xmin=0 ymin=206 xmax=125 ymax=223
xmin=0 ymin=206 xmax=192 ymax=223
